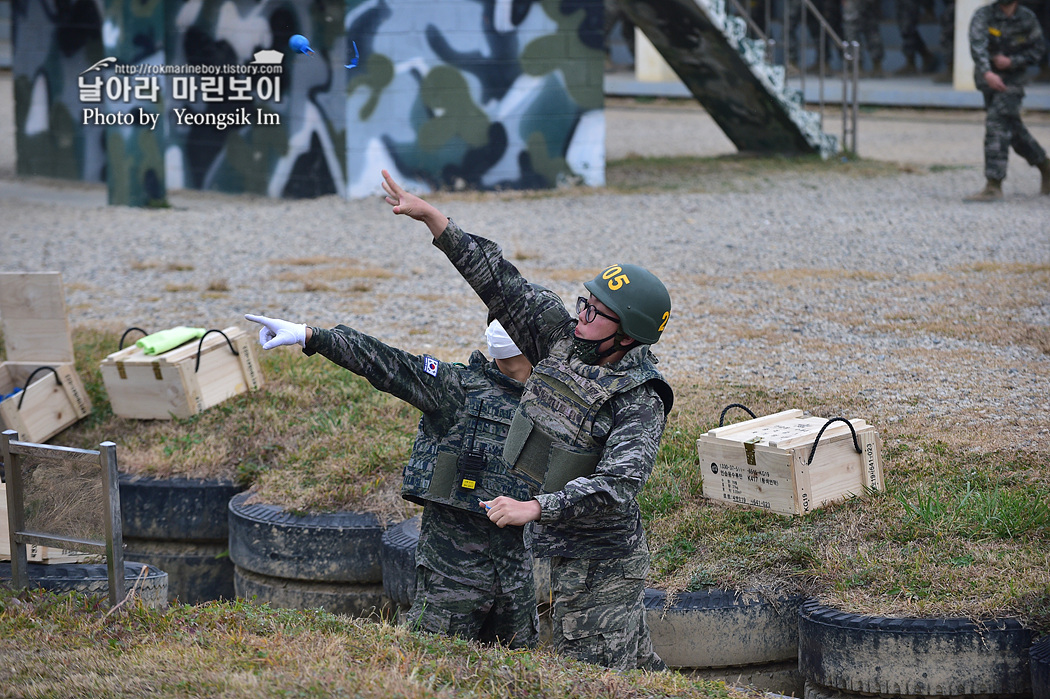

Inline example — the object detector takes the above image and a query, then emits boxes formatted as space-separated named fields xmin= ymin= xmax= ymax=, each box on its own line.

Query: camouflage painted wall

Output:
xmin=163 ymin=0 xmax=347 ymax=198
xmin=13 ymin=0 xmax=106 ymax=181
xmin=343 ymin=0 xmax=606 ymax=197
xmin=104 ymin=0 xmax=167 ymax=207
xmin=13 ymin=0 xmax=605 ymax=199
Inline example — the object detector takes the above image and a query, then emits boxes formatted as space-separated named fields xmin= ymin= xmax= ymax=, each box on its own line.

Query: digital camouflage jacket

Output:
xmin=433 ymin=221 xmax=673 ymax=559
xmin=305 ymin=325 xmax=532 ymax=591
xmin=970 ymin=3 xmax=1046 ymax=86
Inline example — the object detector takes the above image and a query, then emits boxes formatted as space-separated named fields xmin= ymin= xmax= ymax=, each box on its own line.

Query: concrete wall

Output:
xmin=11 ymin=0 xmax=605 ymax=200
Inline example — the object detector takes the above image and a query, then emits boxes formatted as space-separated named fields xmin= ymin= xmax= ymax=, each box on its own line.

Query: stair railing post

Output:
xmin=765 ymin=0 xmax=773 ymax=62
xmin=851 ymin=40 xmax=859 ymax=153
xmin=842 ymin=39 xmax=860 ymax=154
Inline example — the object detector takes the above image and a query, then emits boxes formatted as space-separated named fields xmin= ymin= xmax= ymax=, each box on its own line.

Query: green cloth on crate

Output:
xmin=135 ymin=326 xmax=206 ymax=355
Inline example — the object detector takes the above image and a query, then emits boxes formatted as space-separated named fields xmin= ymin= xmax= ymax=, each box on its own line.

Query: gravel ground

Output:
xmin=1 ymin=73 xmax=1048 ymax=454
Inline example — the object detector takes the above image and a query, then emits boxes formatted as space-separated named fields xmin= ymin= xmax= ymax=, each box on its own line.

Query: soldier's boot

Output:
xmin=963 ymin=178 xmax=1003 ymax=202
xmin=894 ymin=57 xmax=919 ymax=76
xmin=1038 ymin=159 xmax=1050 ymax=195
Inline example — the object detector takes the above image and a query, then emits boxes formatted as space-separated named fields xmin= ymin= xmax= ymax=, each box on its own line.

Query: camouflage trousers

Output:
xmin=786 ymin=0 xmax=843 ymax=63
xmin=895 ymin=0 xmax=929 ymax=61
xmin=401 ymin=566 xmax=539 ymax=650
xmin=842 ymin=0 xmax=885 ymax=64
xmin=981 ymin=87 xmax=1048 ymax=180
xmin=548 ymin=544 xmax=665 ymax=672
xmin=939 ymin=0 xmax=954 ymax=64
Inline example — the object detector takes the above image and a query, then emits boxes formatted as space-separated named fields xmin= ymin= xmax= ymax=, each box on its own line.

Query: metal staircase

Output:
xmin=621 ymin=0 xmax=858 ymax=158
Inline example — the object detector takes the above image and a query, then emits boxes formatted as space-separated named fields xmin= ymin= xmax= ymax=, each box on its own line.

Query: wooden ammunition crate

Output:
xmin=100 ymin=326 xmax=263 ymax=420
xmin=0 ymin=273 xmax=93 ymax=443
xmin=697 ymin=409 xmax=884 ymax=516
xmin=0 ymin=484 xmax=94 ymax=564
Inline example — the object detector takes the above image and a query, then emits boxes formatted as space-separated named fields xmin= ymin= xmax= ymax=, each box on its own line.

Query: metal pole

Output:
xmin=100 ymin=441 xmax=125 ymax=608
xmin=1 ymin=431 xmax=28 ymax=593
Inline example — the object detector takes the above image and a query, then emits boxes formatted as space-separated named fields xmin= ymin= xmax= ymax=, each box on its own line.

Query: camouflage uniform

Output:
xmin=969 ymin=2 xmax=1048 ymax=181
xmin=432 ymin=220 xmax=671 ymax=672
xmin=786 ymin=0 xmax=843 ymax=67
xmin=305 ymin=325 xmax=538 ymax=648
xmin=842 ymin=0 xmax=885 ymax=72
xmin=895 ymin=0 xmax=932 ymax=69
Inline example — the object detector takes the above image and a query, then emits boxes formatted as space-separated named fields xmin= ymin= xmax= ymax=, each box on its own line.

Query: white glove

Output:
xmin=244 ymin=313 xmax=307 ymax=350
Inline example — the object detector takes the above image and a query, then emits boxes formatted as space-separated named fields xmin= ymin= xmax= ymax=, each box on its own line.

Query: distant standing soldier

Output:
xmin=964 ymin=0 xmax=1050 ymax=201
xmin=895 ymin=0 xmax=937 ymax=74
xmin=785 ymin=0 xmax=844 ymax=75
xmin=933 ymin=0 xmax=956 ymax=82
xmin=843 ymin=0 xmax=885 ymax=76
xmin=244 ymin=313 xmax=542 ymax=648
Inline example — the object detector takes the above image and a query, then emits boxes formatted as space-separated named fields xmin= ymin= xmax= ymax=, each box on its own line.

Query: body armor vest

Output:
xmin=502 ymin=337 xmax=672 ymax=495
xmin=401 ymin=354 xmax=532 ymax=512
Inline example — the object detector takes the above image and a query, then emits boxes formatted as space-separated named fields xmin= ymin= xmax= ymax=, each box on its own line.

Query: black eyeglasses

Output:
xmin=576 ymin=296 xmax=619 ymax=324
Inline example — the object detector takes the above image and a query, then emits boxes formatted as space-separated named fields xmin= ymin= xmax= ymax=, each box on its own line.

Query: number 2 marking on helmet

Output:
xmin=658 ymin=312 xmax=669 ymax=332
xmin=602 ymin=266 xmax=630 ymax=291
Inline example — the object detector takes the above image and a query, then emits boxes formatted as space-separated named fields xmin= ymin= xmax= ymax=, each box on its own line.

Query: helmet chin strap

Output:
xmin=571 ymin=329 xmax=633 ymax=364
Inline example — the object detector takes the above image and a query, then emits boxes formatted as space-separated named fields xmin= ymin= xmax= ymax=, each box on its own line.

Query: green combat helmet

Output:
xmin=584 ymin=264 xmax=671 ymax=345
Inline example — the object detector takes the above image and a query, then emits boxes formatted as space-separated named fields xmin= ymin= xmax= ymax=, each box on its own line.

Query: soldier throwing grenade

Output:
xmin=382 ymin=169 xmax=673 ymax=672
xmin=964 ymin=0 xmax=1050 ymax=201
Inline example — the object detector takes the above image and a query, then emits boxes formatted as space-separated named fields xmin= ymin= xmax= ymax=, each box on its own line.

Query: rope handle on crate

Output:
xmin=119 ymin=327 xmax=150 ymax=350
xmin=194 ymin=329 xmax=240 ymax=373
xmin=718 ymin=403 xmax=757 ymax=427
xmin=16 ymin=366 xmax=62 ymax=410
xmin=806 ymin=417 xmax=862 ymax=465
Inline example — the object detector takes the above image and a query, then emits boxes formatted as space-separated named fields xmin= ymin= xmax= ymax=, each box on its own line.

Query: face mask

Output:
xmin=571 ymin=329 xmax=629 ymax=365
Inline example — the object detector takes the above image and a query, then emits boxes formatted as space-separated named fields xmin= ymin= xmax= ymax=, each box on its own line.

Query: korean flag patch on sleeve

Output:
xmin=423 ymin=355 xmax=440 ymax=377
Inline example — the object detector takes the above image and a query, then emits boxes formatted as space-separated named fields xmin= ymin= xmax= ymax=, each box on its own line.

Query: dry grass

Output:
xmin=205 ymin=279 xmax=230 ymax=292
xmin=20 ymin=460 xmax=106 ymax=541
xmin=604 ymin=153 xmax=905 ymax=193
xmin=0 ymin=590 xmax=746 ymax=699
xmin=12 ymin=313 xmax=1045 ymax=631
xmin=646 ymin=379 xmax=1050 ymax=630
xmin=8 ymin=235 xmax=1048 ymax=634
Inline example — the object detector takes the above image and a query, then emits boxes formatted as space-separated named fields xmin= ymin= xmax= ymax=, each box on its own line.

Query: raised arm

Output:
xmin=381 ymin=171 xmax=571 ymax=366
xmin=382 ymin=169 xmax=448 ymax=237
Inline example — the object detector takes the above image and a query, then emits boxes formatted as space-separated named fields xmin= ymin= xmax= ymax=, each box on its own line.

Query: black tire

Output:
xmin=1033 ymin=636 xmax=1050 ymax=699
xmin=122 ymin=539 xmax=234 ymax=604
xmin=381 ymin=515 xmax=420 ymax=609
xmin=234 ymin=565 xmax=390 ymax=619
xmin=0 ymin=561 xmax=168 ymax=609
xmin=228 ymin=492 xmax=385 ymax=584
xmin=799 ymin=599 xmax=1034 ymax=696
xmin=119 ymin=474 xmax=244 ymax=541
xmin=803 ymin=680 xmax=866 ymax=699
xmin=644 ymin=588 xmax=802 ymax=669
xmin=119 ymin=474 xmax=244 ymax=604
xmin=684 ymin=660 xmax=803 ymax=696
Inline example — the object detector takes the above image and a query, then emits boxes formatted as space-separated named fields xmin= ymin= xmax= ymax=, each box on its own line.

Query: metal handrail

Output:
xmin=726 ymin=0 xmax=859 ymax=154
